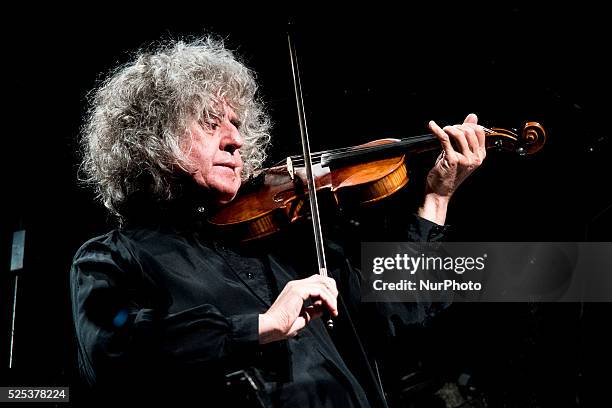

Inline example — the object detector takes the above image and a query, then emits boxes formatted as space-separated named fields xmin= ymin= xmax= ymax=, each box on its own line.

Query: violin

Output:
xmin=208 ymin=121 xmax=547 ymax=242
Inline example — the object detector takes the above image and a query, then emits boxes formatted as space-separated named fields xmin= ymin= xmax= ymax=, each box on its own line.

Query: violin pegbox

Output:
xmin=484 ymin=122 xmax=547 ymax=156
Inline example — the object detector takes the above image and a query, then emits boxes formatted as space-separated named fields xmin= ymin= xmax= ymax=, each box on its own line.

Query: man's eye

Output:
xmin=231 ymin=119 xmax=242 ymax=130
xmin=201 ymin=120 xmax=219 ymax=131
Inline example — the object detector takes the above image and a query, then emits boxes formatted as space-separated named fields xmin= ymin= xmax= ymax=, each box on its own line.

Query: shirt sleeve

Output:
xmin=70 ymin=233 xmax=259 ymax=387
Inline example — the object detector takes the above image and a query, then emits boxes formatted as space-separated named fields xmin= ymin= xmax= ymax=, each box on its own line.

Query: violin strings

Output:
xmin=272 ymin=143 xmax=370 ymax=166
xmin=276 ymin=134 xmax=432 ymax=165
xmin=288 ymin=135 xmax=428 ymax=164
xmin=285 ymin=134 xmax=435 ymax=166
xmin=273 ymin=127 xmax=500 ymax=167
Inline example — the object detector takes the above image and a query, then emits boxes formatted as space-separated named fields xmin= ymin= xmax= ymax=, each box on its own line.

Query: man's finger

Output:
xmin=458 ymin=125 xmax=480 ymax=156
xmin=302 ymin=285 xmax=338 ymax=317
xmin=475 ymin=125 xmax=486 ymax=151
xmin=464 ymin=113 xmax=478 ymax=125
xmin=444 ymin=126 xmax=471 ymax=156
xmin=304 ymin=305 xmax=324 ymax=322
xmin=307 ymin=275 xmax=339 ymax=301
xmin=429 ymin=120 xmax=455 ymax=155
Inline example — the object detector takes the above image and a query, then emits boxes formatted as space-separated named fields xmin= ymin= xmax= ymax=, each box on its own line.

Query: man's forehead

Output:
xmin=208 ymin=98 xmax=238 ymax=118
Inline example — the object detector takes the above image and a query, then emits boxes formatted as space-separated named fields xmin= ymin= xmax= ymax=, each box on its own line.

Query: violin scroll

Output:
xmin=485 ymin=122 xmax=547 ymax=156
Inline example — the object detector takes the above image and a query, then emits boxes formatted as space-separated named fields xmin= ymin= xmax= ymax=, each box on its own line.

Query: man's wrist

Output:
xmin=418 ymin=193 xmax=449 ymax=225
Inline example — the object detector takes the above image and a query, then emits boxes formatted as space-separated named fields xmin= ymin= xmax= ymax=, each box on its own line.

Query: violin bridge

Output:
xmin=286 ymin=157 xmax=295 ymax=181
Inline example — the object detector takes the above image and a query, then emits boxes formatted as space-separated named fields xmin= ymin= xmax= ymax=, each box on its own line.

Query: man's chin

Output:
xmin=213 ymin=189 xmax=239 ymax=206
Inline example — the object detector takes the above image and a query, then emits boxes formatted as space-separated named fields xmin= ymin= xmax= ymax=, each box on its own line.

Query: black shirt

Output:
xmin=70 ymin=211 xmax=447 ymax=407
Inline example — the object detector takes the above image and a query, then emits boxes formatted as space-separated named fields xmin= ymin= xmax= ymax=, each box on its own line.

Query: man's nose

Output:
xmin=221 ymin=124 xmax=243 ymax=154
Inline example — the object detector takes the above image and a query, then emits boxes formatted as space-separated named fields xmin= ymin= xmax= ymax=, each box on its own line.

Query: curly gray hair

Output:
xmin=79 ymin=37 xmax=271 ymax=221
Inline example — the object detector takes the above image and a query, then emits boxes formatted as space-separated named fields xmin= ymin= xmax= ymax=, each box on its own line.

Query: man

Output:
xmin=71 ymin=38 xmax=485 ymax=407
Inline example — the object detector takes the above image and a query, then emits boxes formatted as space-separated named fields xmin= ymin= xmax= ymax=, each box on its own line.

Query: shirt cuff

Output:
xmin=405 ymin=214 xmax=450 ymax=242
xmin=228 ymin=313 xmax=260 ymax=351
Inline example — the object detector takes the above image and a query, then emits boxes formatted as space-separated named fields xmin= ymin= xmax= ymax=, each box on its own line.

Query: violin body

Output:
xmin=209 ymin=139 xmax=408 ymax=241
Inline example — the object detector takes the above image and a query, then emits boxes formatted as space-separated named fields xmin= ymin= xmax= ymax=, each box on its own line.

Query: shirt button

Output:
xmin=247 ymin=272 xmax=254 ymax=279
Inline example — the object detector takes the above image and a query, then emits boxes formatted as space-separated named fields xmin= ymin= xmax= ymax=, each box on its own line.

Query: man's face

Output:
xmin=183 ymin=102 xmax=244 ymax=205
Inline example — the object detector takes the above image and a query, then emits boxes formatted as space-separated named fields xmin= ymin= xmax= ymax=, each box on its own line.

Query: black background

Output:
xmin=2 ymin=4 xmax=611 ymax=407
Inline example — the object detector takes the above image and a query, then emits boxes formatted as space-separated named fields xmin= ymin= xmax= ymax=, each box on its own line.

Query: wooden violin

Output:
xmin=208 ymin=122 xmax=547 ymax=242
